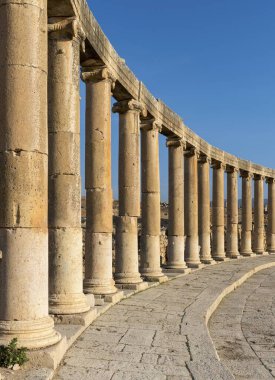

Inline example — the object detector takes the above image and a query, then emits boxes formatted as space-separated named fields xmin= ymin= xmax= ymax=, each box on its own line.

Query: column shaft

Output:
xmin=0 ymin=1 xmax=60 ymax=348
xmin=140 ymin=120 xmax=166 ymax=280
xmin=113 ymin=100 xmax=145 ymax=285
xmin=267 ymin=178 xmax=275 ymax=254
xmin=253 ymin=175 xmax=265 ymax=254
xmin=226 ymin=167 xmax=240 ymax=258
xmin=166 ymin=138 xmax=187 ymax=270
xmin=185 ymin=148 xmax=201 ymax=268
xmin=240 ymin=171 xmax=253 ymax=256
xmin=48 ymin=19 xmax=89 ymax=314
xmin=81 ymin=64 xmax=117 ymax=295
xmin=198 ymin=156 xmax=213 ymax=264
xmin=212 ymin=162 xmax=226 ymax=260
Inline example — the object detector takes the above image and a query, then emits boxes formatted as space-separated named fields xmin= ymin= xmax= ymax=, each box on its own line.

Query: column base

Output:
xmin=164 ymin=262 xmax=188 ymax=272
xmin=187 ymin=261 xmax=204 ymax=269
xmin=255 ymin=251 xmax=269 ymax=256
xmin=200 ymin=258 xmax=216 ymax=265
xmin=268 ymin=250 xmax=275 ymax=255
xmin=114 ymin=272 xmax=143 ymax=285
xmin=83 ymin=278 xmax=118 ymax=296
xmin=115 ymin=282 xmax=148 ymax=291
xmin=142 ymin=273 xmax=169 ymax=283
xmin=240 ymin=251 xmax=256 ymax=257
xmin=212 ymin=256 xmax=229 ymax=262
xmin=49 ymin=293 xmax=90 ymax=315
xmin=0 ymin=317 xmax=61 ymax=350
xmin=226 ymin=252 xmax=241 ymax=259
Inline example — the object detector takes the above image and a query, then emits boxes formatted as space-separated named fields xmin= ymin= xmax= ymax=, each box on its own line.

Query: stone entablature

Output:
xmin=48 ymin=0 xmax=275 ymax=179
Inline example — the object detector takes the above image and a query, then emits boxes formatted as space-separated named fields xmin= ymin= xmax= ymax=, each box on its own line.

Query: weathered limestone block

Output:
xmin=240 ymin=171 xmax=254 ymax=256
xmin=48 ymin=17 xmax=89 ymax=315
xmin=82 ymin=62 xmax=117 ymax=295
xmin=267 ymin=178 xmax=275 ymax=254
xmin=141 ymin=192 xmax=161 ymax=236
xmin=166 ymin=137 xmax=187 ymax=270
xmin=212 ymin=161 xmax=226 ymax=261
xmin=0 ymin=0 xmax=60 ymax=348
xmin=185 ymin=148 xmax=201 ymax=268
xmin=198 ymin=155 xmax=213 ymax=264
xmin=253 ymin=174 xmax=265 ymax=254
xmin=226 ymin=166 xmax=240 ymax=258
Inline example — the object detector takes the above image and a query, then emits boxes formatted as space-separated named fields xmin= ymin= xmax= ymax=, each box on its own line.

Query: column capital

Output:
xmin=240 ymin=170 xmax=253 ymax=179
xmin=184 ymin=147 xmax=200 ymax=158
xmin=266 ymin=177 xmax=275 ymax=184
xmin=254 ymin=173 xmax=265 ymax=181
xmin=211 ymin=160 xmax=226 ymax=170
xmin=112 ymin=99 xmax=147 ymax=117
xmin=48 ymin=17 xmax=85 ymax=49
xmin=140 ymin=118 xmax=162 ymax=132
xmin=166 ymin=136 xmax=185 ymax=149
xmin=226 ymin=165 xmax=239 ymax=174
xmin=81 ymin=61 xmax=116 ymax=87
xmin=198 ymin=154 xmax=211 ymax=164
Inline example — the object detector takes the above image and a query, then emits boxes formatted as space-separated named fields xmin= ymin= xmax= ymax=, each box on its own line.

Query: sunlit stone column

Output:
xmin=240 ymin=171 xmax=254 ymax=256
xmin=48 ymin=18 xmax=89 ymax=314
xmin=185 ymin=148 xmax=201 ymax=268
xmin=81 ymin=62 xmax=118 ymax=295
xmin=212 ymin=161 xmax=226 ymax=261
xmin=267 ymin=178 xmax=275 ymax=254
xmin=113 ymin=100 xmax=147 ymax=289
xmin=140 ymin=119 xmax=167 ymax=281
xmin=166 ymin=138 xmax=187 ymax=271
xmin=253 ymin=174 xmax=265 ymax=254
xmin=0 ymin=2 xmax=61 ymax=348
xmin=226 ymin=166 xmax=240 ymax=258
xmin=198 ymin=155 xmax=214 ymax=264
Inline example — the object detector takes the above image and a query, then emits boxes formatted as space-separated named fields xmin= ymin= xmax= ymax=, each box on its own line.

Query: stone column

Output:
xmin=226 ymin=166 xmax=240 ymax=258
xmin=48 ymin=18 xmax=89 ymax=314
xmin=166 ymin=138 xmax=187 ymax=271
xmin=113 ymin=100 xmax=147 ymax=289
xmin=240 ymin=171 xmax=254 ymax=256
xmin=0 ymin=1 xmax=60 ymax=348
xmin=198 ymin=155 xmax=214 ymax=264
xmin=81 ymin=63 xmax=118 ymax=295
xmin=253 ymin=174 xmax=265 ymax=254
xmin=185 ymin=148 xmax=201 ymax=268
xmin=267 ymin=178 xmax=275 ymax=254
xmin=212 ymin=161 xmax=226 ymax=261
xmin=140 ymin=119 xmax=167 ymax=281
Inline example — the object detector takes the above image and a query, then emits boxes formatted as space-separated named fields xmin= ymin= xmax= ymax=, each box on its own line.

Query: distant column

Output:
xmin=185 ymin=148 xmax=201 ymax=268
xmin=81 ymin=62 xmax=117 ymax=295
xmin=267 ymin=178 xmax=275 ymax=254
xmin=198 ymin=155 xmax=213 ymax=264
xmin=212 ymin=161 xmax=226 ymax=261
xmin=113 ymin=100 xmax=147 ymax=288
xmin=166 ymin=138 xmax=187 ymax=270
xmin=140 ymin=119 xmax=167 ymax=281
xmin=226 ymin=166 xmax=240 ymax=258
xmin=253 ymin=174 xmax=265 ymax=254
xmin=240 ymin=171 xmax=254 ymax=256
xmin=48 ymin=18 xmax=89 ymax=314
xmin=0 ymin=2 xmax=60 ymax=348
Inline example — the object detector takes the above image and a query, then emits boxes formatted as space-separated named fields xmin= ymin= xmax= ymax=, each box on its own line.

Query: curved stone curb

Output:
xmin=184 ymin=260 xmax=275 ymax=380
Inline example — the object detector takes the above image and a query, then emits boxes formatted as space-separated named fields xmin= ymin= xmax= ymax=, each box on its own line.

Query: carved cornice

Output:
xmin=81 ymin=62 xmax=116 ymax=87
xmin=198 ymin=154 xmax=211 ymax=164
xmin=48 ymin=17 xmax=86 ymax=50
xmin=112 ymin=99 xmax=147 ymax=117
xmin=166 ymin=137 xmax=185 ymax=149
xmin=211 ymin=160 xmax=226 ymax=170
xmin=140 ymin=118 xmax=162 ymax=132
xmin=240 ymin=170 xmax=253 ymax=180
xmin=184 ymin=147 xmax=199 ymax=158
xmin=226 ymin=165 xmax=239 ymax=174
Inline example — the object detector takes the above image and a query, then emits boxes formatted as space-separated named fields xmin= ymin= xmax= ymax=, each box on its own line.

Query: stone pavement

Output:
xmin=209 ymin=265 xmax=275 ymax=379
xmin=51 ymin=256 xmax=275 ymax=380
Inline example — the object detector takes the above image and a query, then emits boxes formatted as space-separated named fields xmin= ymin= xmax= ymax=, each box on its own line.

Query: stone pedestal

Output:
xmin=113 ymin=100 xmax=146 ymax=286
xmin=140 ymin=120 xmax=167 ymax=281
xmin=198 ymin=155 xmax=214 ymax=264
xmin=48 ymin=18 xmax=89 ymax=314
xmin=166 ymin=138 xmax=187 ymax=270
xmin=212 ymin=161 xmax=226 ymax=261
xmin=185 ymin=148 xmax=201 ymax=268
xmin=267 ymin=178 xmax=275 ymax=254
xmin=253 ymin=175 xmax=265 ymax=254
xmin=226 ymin=167 xmax=240 ymax=258
xmin=0 ymin=3 xmax=60 ymax=348
xmin=240 ymin=171 xmax=254 ymax=256
xmin=81 ymin=62 xmax=117 ymax=295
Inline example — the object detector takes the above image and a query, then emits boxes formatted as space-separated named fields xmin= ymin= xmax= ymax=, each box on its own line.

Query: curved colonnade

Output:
xmin=0 ymin=0 xmax=274 ymax=350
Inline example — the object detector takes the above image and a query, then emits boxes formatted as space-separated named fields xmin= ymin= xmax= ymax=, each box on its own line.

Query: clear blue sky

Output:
xmin=81 ymin=0 xmax=275 ymax=201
